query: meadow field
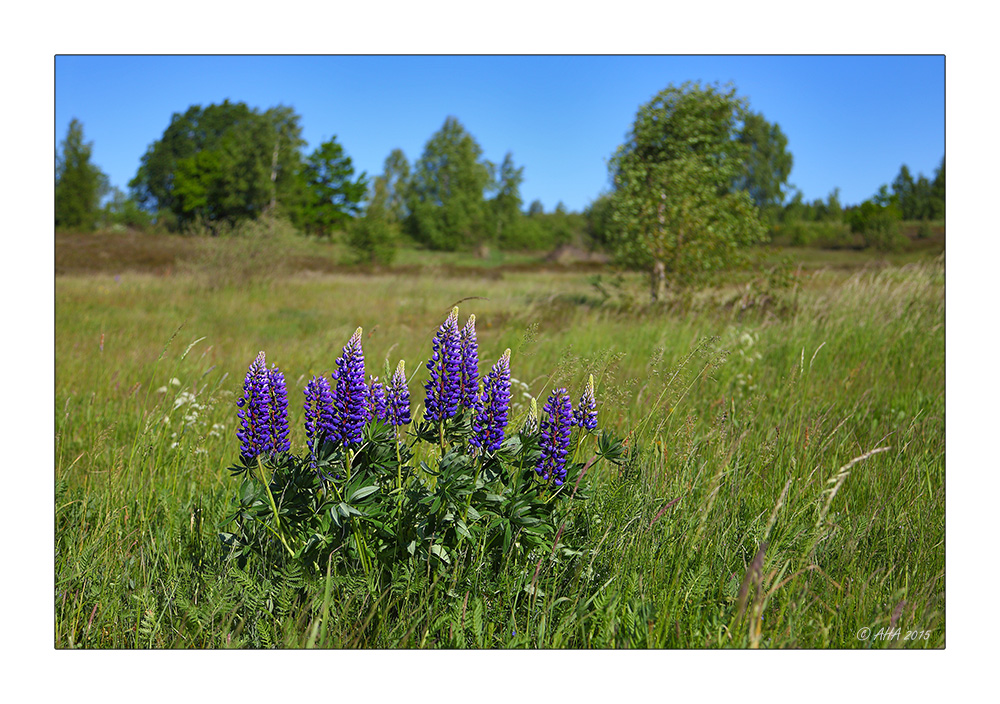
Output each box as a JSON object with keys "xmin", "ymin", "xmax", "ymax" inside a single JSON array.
[{"xmin": 54, "ymin": 237, "xmax": 945, "ymax": 648}]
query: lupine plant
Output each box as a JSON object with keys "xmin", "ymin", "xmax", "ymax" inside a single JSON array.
[{"xmin": 222, "ymin": 310, "xmax": 626, "ymax": 583}]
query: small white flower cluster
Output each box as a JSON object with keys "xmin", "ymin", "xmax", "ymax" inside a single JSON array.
[
  {"xmin": 726, "ymin": 328, "xmax": 763, "ymax": 397},
  {"xmin": 509, "ymin": 376, "xmax": 533, "ymax": 412},
  {"xmin": 157, "ymin": 378, "xmax": 224, "ymax": 451}
]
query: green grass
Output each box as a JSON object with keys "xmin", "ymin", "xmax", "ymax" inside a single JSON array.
[{"xmin": 54, "ymin": 255, "xmax": 944, "ymax": 648}]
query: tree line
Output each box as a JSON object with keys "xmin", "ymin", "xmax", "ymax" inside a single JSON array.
[{"xmin": 56, "ymin": 84, "xmax": 943, "ymax": 288}]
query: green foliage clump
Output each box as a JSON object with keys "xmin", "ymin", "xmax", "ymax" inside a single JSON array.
[
  {"xmin": 300, "ymin": 137, "xmax": 368, "ymax": 238},
  {"xmin": 734, "ymin": 111, "xmax": 794, "ymax": 218},
  {"xmin": 100, "ymin": 187, "xmax": 154, "ymax": 231},
  {"xmin": 891, "ymin": 159, "xmax": 945, "ymax": 221},
  {"xmin": 848, "ymin": 185, "xmax": 906, "ymax": 252},
  {"xmin": 607, "ymin": 81, "xmax": 769, "ymax": 299},
  {"xmin": 222, "ymin": 315, "xmax": 624, "ymax": 586},
  {"xmin": 56, "ymin": 118, "xmax": 109, "ymax": 231},
  {"xmin": 347, "ymin": 176, "xmax": 397, "ymax": 266},
  {"xmin": 130, "ymin": 101, "xmax": 307, "ymax": 230},
  {"xmin": 128, "ymin": 102, "xmax": 367, "ymax": 237},
  {"xmin": 772, "ymin": 220, "xmax": 855, "ymax": 249},
  {"xmin": 405, "ymin": 117, "xmax": 494, "ymax": 250},
  {"xmin": 182, "ymin": 213, "xmax": 304, "ymax": 287}
]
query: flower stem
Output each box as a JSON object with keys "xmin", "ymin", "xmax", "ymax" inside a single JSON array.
[{"xmin": 255, "ymin": 457, "xmax": 295, "ymax": 558}]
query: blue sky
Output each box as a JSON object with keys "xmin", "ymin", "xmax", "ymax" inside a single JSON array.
[{"xmin": 55, "ymin": 55, "xmax": 943, "ymax": 212}]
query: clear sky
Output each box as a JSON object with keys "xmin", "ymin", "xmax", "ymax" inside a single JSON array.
[{"xmin": 54, "ymin": 55, "xmax": 943, "ymax": 212}]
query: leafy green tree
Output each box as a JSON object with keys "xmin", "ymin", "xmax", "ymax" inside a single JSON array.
[
  {"xmin": 549, "ymin": 201, "xmax": 576, "ymax": 246},
  {"xmin": 55, "ymin": 119, "xmax": 109, "ymax": 231},
  {"xmin": 892, "ymin": 159, "xmax": 945, "ymax": 222},
  {"xmin": 892, "ymin": 164, "xmax": 917, "ymax": 219},
  {"xmin": 130, "ymin": 100, "xmax": 306, "ymax": 230},
  {"xmin": 848, "ymin": 185, "xmax": 904, "ymax": 251},
  {"xmin": 780, "ymin": 190, "xmax": 806, "ymax": 222},
  {"xmin": 405, "ymin": 117, "xmax": 493, "ymax": 250},
  {"xmin": 930, "ymin": 157, "xmax": 945, "ymax": 220},
  {"xmin": 912, "ymin": 175, "xmax": 934, "ymax": 220},
  {"xmin": 734, "ymin": 111, "xmax": 793, "ymax": 218},
  {"xmin": 823, "ymin": 188, "xmax": 842, "ymax": 222},
  {"xmin": 100, "ymin": 186, "xmax": 152, "ymax": 230},
  {"xmin": 381, "ymin": 148, "xmax": 411, "ymax": 224},
  {"xmin": 527, "ymin": 199, "xmax": 545, "ymax": 217},
  {"xmin": 490, "ymin": 152, "xmax": 525, "ymax": 248},
  {"xmin": 584, "ymin": 193, "xmax": 614, "ymax": 249},
  {"xmin": 300, "ymin": 136, "xmax": 368, "ymax": 238},
  {"xmin": 348, "ymin": 175, "xmax": 396, "ymax": 265},
  {"xmin": 608, "ymin": 81, "xmax": 768, "ymax": 300}
]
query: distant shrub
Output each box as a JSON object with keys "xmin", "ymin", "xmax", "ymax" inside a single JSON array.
[
  {"xmin": 771, "ymin": 221, "xmax": 856, "ymax": 249},
  {"xmin": 848, "ymin": 187, "xmax": 906, "ymax": 252},
  {"xmin": 347, "ymin": 215, "xmax": 397, "ymax": 266},
  {"xmin": 182, "ymin": 213, "xmax": 303, "ymax": 287}
]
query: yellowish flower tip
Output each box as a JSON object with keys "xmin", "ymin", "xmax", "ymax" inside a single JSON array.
[
  {"xmin": 395, "ymin": 359, "xmax": 405, "ymax": 376},
  {"xmin": 468, "ymin": 313, "xmax": 476, "ymax": 323},
  {"xmin": 502, "ymin": 348, "xmax": 511, "ymax": 362},
  {"xmin": 587, "ymin": 374, "xmax": 595, "ymax": 393},
  {"xmin": 352, "ymin": 326, "xmax": 363, "ymax": 340},
  {"xmin": 529, "ymin": 396, "xmax": 538, "ymax": 415}
]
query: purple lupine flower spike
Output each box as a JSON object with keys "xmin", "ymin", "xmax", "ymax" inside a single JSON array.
[
  {"xmin": 387, "ymin": 360, "xmax": 411, "ymax": 426},
  {"xmin": 267, "ymin": 364, "xmax": 291, "ymax": 453},
  {"xmin": 536, "ymin": 388, "xmax": 573, "ymax": 486},
  {"xmin": 573, "ymin": 374, "xmax": 598, "ymax": 433},
  {"xmin": 236, "ymin": 351, "xmax": 271, "ymax": 460},
  {"xmin": 369, "ymin": 376, "xmax": 387, "ymax": 422},
  {"xmin": 471, "ymin": 349, "xmax": 512, "ymax": 453},
  {"xmin": 424, "ymin": 307, "xmax": 462, "ymax": 423},
  {"xmin": 304, "ymin": 375, "xmax": 336, "ymax": 466},
  {"xmin": 459, "ymin": 314, "xmax": 480, "ymax": 411},
  {"xmin": 333, "ymin": 327, "xmax": 369, "ymax": 446},
  {"xmin": 236, "ymin": 351, "xmax": 289, "ymax": 461}
]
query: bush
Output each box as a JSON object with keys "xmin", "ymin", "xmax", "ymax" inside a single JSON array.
[
  {"xmin": 223, "ymin": 312, "xmax": 623, "ymax": 583},
  {"xmin": 181, "ymin": 214, "xmax": 303, "ymax": 287},
  {"xmin": 772, "ymin": 220, "xmax": 855, "ymax": 249},
  {"xmin": 848, "ymin": 190, "xmax": 906, "ymax": 252},
  {"xmin": 100, "ymin": 188, "xmax": 154, "ymax": 231},
  {"xmin": 347, "ymin": 215, "xmax": 397, "ymax": 266}
]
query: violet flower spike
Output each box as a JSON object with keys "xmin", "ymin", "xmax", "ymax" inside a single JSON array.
[
  {"xmin": 369, "ymin": 376, "xmax": 387, "ymax": 422},
  {"xmin": 424, "ymin": 307, "xmax": 462, "ymax": 423},
  {"xmin": 304, "ymin": 375, "xmax": 336, "ymax": 467},
  {"xmin": 236, "ymin": 351, "xmax": 271, "ymax": 460},
  {"xmin": 471, "ymin": 348, "xmax": 512, "ymax": 453},
  {"xmin": 573, "ymin": 374, "xmax": 598, "ymax": 433},
  {"xmin": 536, "ymin": 387, "xmax": 573, "ymax": 486},
  {"xmin": 386, "ymin": 360, "xmax": 411, "ymax": 426},
  {"xmin": 459, "ymin": 314, "xmax": 480, "ymax": 411},
  {"xmin": 333, "ymin": 327, "xmax": 369, "ymax": 446},
  {"xmin": 267, "ymin": 364, "xmax": 291, "ymax": 454}
]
